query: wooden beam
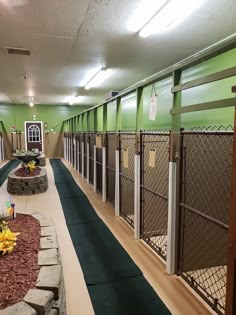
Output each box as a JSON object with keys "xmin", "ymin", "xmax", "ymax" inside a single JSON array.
[
  {"xmin": 172, "ymin": 66, "xmax": 236, "ymax": 93},
  {"xmin": 170, "ymin": 97, "xmax": 236, "ymax": 115}
]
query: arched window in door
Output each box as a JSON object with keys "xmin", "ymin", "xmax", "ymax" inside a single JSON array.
[{"xmin": 28, "ymin": 125, "xmax": 41, "ymax": 142}]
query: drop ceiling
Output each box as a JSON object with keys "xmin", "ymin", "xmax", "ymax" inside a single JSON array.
[{"xmin": 0, "ymin": 0, "xmax": 235, "ymax": 106}]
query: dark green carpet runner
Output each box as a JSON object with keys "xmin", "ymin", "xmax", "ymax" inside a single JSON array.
[
  {"xmin": 0, "ymin": 160, "xmax": 20, "ymax": 186},
  {"xmin": 50, "ymin": 159, "xmax": 171, "ymax": 315}
]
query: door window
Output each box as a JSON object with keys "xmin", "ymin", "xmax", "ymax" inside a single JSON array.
[{"xmin": 28, "ymin": 125, "xmax": 41, "ymax": 142}]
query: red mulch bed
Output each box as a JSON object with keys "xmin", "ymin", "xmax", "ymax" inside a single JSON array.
[
  {"xmin": 15, "ymin": 167, "xmax": 41, "ymax": 177},
  {"xmin": 0, "ymin": 214, "xmax": 40, "ymax": 309}
]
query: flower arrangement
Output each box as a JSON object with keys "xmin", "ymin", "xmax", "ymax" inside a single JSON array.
[{"xmin": 0, "ymin": 220, "xmax": 20, "ymax": 255}]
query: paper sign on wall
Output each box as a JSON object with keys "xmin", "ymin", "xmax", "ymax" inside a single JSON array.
[
  {"xmin": 96, "ymin": 135, "xmax": 102, "ymax": 148},
  {"xmin": 149, "ymin": 149, "xmax": 156, "ymax": 168},
  {"xmin": 123, "ymin": 148, "xmax": 129, "ymax": 169},
  {"xmin": 149, "ymin": 95, "xmax": 158, "ymax": 121}
]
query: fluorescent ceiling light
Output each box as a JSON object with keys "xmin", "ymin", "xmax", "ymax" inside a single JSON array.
[
  {"xmin": 127, "ymin": 0, "xmax": 168, "ymax": 32},
  {"xmin": 139, "ymin": 0, "xmax": 205, "ymax": 37},
  {"xmin": 65, "ymin": 95, "xmax": 83, "ymax": 105},
  {"xmin": 84, "ymin": 68, "xmax": 113, "ymax": 90},
  {"xmin": 28, "ymin": 97, "xmax": 34, "ymax": 107}
]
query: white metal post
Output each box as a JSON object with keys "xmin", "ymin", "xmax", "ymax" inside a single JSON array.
[
  {"xmin": 102, "ymin": 146, "xmax": 107, "ymax": 202},
  {"xmin": 1, "ymin": 137, "xmax": 4, "ymax": 161},
  {"xmin": 77, "ymin": 140, "xmax": 80, "ymax": 172},
  {"xmin": 134, "ymin": 154, "xmax": 141, "ymax": 239},
  {"xmin": 115, "ymin": 149, "xmax": 120, "ymax": 216},
  {"xmin": 66, "ymin": 137, "xmax": 69, "ymax": 161},
  {"xmin": 82, "ymin": 142, "xmax": 84, "ymax": 178},
  {"xmin": 0, "ymin": 134, "xmax": 3, "ymax": 161},
  {"xmin": 73, "ymin": 137, "xmax": 76, "ymax": 169},
  {"xmin": 93, "ymin": 145, "xmax": 97, "ymax": 192},
  {"xmin": 166, "ymin": 161, "xmax": 177, "ymax": 275},
  {"xmin": 87, "ymin": 142, "xmax": 90, "ymax": 184}
]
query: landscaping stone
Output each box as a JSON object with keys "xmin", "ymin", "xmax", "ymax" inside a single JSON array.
[
  {"xmin": 39, "ymin": 218, "xmax": 54, "ymax": 227},
  {"xmin": 38, "ymin": 249, "xmax": 59, "ymax": 266},
  {"xmin": 40, "ymin": 235, "xmax": 58, "ymax": 249},
  {"xmin": 24, "ymin": 289, "xmax": 54, "ymax": 315},
  {"xmin": 41, "ymin": 226, "xmax": 56, "ymax": 237},
  {"xmin": 1, "ymin": 213, "xmax": 65, "ymax": 315},
  {"xmin": 36, "ymin": 265, "xmax": 62, "ymax": 299},
  {"xmin": 0, "ymin": 302, "xmax": 37, "ymax": 315},
  {"xmin": 7, "ymin": 168, "xmax": 48, "ymax": 195},
  {"xmin": 32, "ymin": 214, "xmax": 54, "ymax": 227},
  {"xmin": 52, "ymin": 276, "xmax": 66, "ymax": 315}
]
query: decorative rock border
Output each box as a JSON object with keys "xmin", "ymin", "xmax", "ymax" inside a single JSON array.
[
  {"xmin": 7, "ymin": 168, "xmax": 48, "ymax": 195},
  {"xmin": 0, "ymin": 212, "xmax": 66, "ymax": 315}
]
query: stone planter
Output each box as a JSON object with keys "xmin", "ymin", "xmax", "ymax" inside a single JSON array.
[
  {"xmin": 1, "ymin": 212, "xmax": 66, "ymax": 315},
  {"xmin": 7, "ymin": 168, "xmax": 48, "ymax": 195}
]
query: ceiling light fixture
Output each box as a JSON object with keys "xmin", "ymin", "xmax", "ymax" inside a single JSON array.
[
  {"xmin": 28, "ymin": 97, "xmax": 34, "ymax": 107},
  {"xmin": 127, "ymin": 0, "xmax": 169, "ymax": 32},
  {"xmin": 66, "ymin": 95, "xmax": 83, "ymax": 105},
  {"xmin": 139, "ymin": 0, "xmax": 205, "ymax": 37},
  {"xmin": 84, "ymin": 68, "xmax": 113, "ymax": 90}
]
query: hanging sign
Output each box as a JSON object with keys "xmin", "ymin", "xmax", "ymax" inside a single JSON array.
[
  {"xmin": 96, "ymin": 135, "xmax": 102, "ymax": 148},
  {"xmin": 148, "ymin": 149, "xmax": 156, "ymax": 168},
  {"xmin": 123, "ymin": 148, "xmax": 129, "ymax": 169},
  {"xmin": 149, "ymin": 95, "xmax": 158, "ymax": 121}
]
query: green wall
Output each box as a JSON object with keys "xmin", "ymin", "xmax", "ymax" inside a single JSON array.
[
  {"xmin": 96, "ymin": 106, "xmax": 104, "ymax": 131},
  {"xmin": 120, "ymin": 93, "xmax": 137, "ymax": 130},
  {"xmin": 181, "ymin": 48, "xmax": 236, "ymax": 128},
  {"xmin": 142, "ymin": 77, "xmax": 172, "ymax": 130},
  {"xmin": 0, "ymin": 104, "xmax": 91, "ymax": 133},
  {"xmin": 88, "ymin": 110, "xmax": 95, "ymax": 131},
  {"xmin": 107, "ymin": 100, "xmax": 117, "ymax": 131},
  {"xmin": 65, "ymin": 47, "xmax": 236, "ymax": 132}
]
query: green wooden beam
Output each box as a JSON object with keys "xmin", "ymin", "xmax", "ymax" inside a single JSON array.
[
  {"xmin": 172, "ymin": 66, "xmax": 236, "ymax": 93},
  {"xmin": 170, "ymin": 97, "xmax": 236, "ymax": 115}
]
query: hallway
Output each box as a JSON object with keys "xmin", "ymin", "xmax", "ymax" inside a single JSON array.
[{"xmin": 0, "ymin": 159, "xmax": 214, "ymax": 315}]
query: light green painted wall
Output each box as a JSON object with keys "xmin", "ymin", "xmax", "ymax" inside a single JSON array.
[
  {"xmin": 88, "ymin": 110, "xmax": 95, "ymax": 131},
  {"xmin": 0, "ymin": 104, "xmax": 90, "ymax": 133},
  {"xmin": 97, "ymin": 106, "xmax": 103, "ymax": 131},
  {"xmin": 142, "ymin": 77, "xmax": 172, "ymax": 130},
  {"xmin": 64, "ymin": 48, "xmax": 236, "ymax": 132},
  {"xmin": 181, "ymin": 48, "xmax": 236, "ymax": 128},
  {"xmin": 107, "ymin": 100, "xmax": 117, "ymax": 131},
  {"xmin": 120, "ymin": 93, "xmax": 137, "ymax": 130},
  {"xmin": 82, "ymin": 113, "xmax": 88, "ymax": 131},
  {"xmin": 182, "ymin": 48, "xmax": 236, "ymax": 83}
]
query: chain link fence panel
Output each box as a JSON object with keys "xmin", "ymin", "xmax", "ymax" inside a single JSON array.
[
  {"xmin": 106, "ymin": 132, "xmax": 117, "ymax": 207},
  {"xmin": 140, "ymin": 131, "xmax": 170, "ymax": 260},
  {"xmin": 119, "ymin": 132, "xmax": 136, "ymax": 228},
  {"xmin": 178, "ymin": 126, "xmax": 233, "ymax": 315}
]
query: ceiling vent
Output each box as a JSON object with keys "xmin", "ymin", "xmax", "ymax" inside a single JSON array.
[{"xmin": 4, "ymin": 47, "xmax": 31, "ymax": 56}]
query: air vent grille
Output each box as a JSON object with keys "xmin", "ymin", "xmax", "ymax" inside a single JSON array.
[{"xmin": 5, "ymin": 47, "xmax": 31, "ymax": 56}]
